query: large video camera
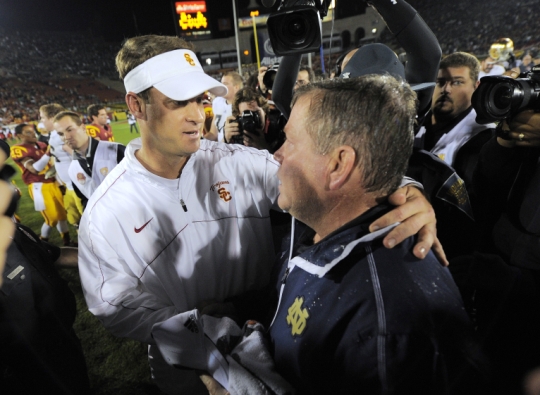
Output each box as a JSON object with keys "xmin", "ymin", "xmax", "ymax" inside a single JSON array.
[
  {"xmin": 266, "ymin": 0, "xmax": 332, "ymax": 56},
  {"xmin": 472, "ymin": 65, "xmax": 540, "ymax": 123}
]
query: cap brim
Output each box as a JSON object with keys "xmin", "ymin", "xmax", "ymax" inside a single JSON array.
[
  {"xmin": 153, "ymin": 71, "xmax": 228, "ymax": 101},
  {"xmin": 410, "ymin": 82, "xmax": 436, "ymax": 91}
]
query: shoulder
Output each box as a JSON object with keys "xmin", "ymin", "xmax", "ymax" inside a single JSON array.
[
  {"xmin": 84, "ymin": 161, "xmax": 130, "ymax": 209},
  {"xmin": 10, "ymin": 143, "xmax": 32, "ymax": 159}
]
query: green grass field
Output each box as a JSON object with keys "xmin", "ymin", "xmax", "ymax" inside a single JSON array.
[{"xmin": 7, "ymin": 120, "xmax": 161, "ymax": 394}]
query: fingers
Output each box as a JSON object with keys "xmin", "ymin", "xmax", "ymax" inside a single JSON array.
[
  {"xmin": 386, "ymin": 186, "xmax": 408, "ymax": 206},
  {"xmin": 379, "ymin": 205, "xmax": 435, "ymax": 250},
  {"xmin": 371, "ymin": 185, "xmax": 442, "ymax": 261},
  {"xmin": 199, "ymin": 373, "xmax": 230, "ymax": 395},
  {"xmin": 430, "ymin": 237, "xmax": 449, "ymax": 267},
  {"xmin": 370, "ymin": 187, "xmax": 425, "ymax": 233}
]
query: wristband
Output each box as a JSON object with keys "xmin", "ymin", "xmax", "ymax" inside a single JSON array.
[{"xmin": 32, "ymin": 154, "xmax": 50, "ymax": 172}]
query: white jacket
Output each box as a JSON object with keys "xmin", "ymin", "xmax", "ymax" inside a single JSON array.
[
  {"xmin": 69, "ymin": 140, "xmax": 120, "ymax": 199},
  {"xmin": 78, "ymin": 138, "xmax": 280, "ymax": 345}
]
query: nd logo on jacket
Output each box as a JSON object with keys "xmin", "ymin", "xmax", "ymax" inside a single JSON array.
[{"xmin": 287, "ymin": 297, "xmax": 309, "ymax": 336}]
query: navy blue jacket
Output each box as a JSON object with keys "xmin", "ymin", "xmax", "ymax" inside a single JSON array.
[{"xmin": 269, "ymin": 206, "xmax": 484, "ymax": 395}]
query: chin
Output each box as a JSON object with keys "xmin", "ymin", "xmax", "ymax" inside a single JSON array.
[{"xmin": 277, "ymin": 195, "xmax": 291, "ymax": 213}]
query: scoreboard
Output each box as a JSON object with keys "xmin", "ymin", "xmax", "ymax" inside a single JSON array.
[{"xmin": 172, "ymin": 1, "xmax": 212, "ymax": 40}]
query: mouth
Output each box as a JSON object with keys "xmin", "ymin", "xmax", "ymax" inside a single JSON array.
[
  {"xmin": 436, "ymin": 97, "xmax": 451, "ymax": 105},
  {"xmin": 183, "ymin": 130, "xmax": 199, "ymax": 137}
]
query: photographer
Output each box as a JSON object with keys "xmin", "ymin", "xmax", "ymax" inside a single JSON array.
[
  {"xmin": 444, "ymin": 109, "xmax": 540, "ymax": 395},
  {"xmin": 224, "ymin": 87, "xmax": 285, "ymax": 153}
]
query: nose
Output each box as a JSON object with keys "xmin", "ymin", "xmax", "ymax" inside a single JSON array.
[
  {"xmin": 441, "ymin": 81, "xmax": 452, "ymax": 93},
  {"xmin": 186, "ymin": 100, "xmax": 205, "ymax": 125}
]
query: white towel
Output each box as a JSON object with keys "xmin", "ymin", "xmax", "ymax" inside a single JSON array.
[{"xmin": 32, "ymin": 182, "xmax": 46, "ymax": 211}]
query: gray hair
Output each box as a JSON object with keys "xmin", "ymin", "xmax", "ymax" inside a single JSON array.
[{"xmin": 292, "ymin": 75, "xmax": 417, "ymax": 195}]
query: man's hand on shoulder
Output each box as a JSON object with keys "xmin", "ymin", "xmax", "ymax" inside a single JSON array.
[{"xmin": 369, "ymin": 185, "xmax": 449, "ymax": 266}]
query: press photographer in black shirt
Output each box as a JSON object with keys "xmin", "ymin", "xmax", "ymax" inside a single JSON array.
[{"xmin": 223, "ymin": 87, "xmax": 285, "ymax": 153}]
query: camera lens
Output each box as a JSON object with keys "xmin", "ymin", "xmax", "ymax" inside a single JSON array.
[
  {"xmin": 491, "ymin": 85, "xmax": 513, "ymax": 110},
  {"xmin": 288, "ymin": 17, "xmax": 307, "ymax": 40},
  {"xmin": 280, "ymin": 12, "xmax": 316, "ymax": 49}
]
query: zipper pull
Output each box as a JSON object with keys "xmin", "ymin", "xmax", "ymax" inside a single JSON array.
[
  {"xmin": 180, "ymin": 198, "xmax": 188, "ymax": 212},
  {"xmin": 281, "ymin": 267, "xmax": 290, "ymax": 284}
]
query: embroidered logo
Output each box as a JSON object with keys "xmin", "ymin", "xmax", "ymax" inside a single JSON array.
[
  {"xmin": 184, "ymin": 53, "xmax": 196, "ymax": 66},
  {"xmin": 218, "ymin": 187, "xmax": 231, "ymax": 202},
  {"xmin": 100, "ymin": 167, "xmax": 109, "ymax": 176},
  {"xmin": 437, "ymin": 153, "xmax": 446, "ymax": 161},
  {"xmin": 286, "ymin": 296, "xmax": 309, "ymax": 336},
  {"xmin": 211, "ymin": 181, "xmax": 232, "ymax": 202},
  {"xmin": 134, "ymin": 218, "xmax": 153, "ymax": 233},
  {"xmin": 77, "ymin": 172, "xmax": 86, "ymax": 185},
  {"xmin": 184, "ymin": 314, "xmax": 199, "ymax": 333}
]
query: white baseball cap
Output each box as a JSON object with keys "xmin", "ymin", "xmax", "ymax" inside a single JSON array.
[{"xmin": 124, "ymin": 49, "xmax": 228, "ymax": 100}]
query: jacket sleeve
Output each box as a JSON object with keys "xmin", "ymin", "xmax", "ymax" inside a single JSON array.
[
  {"xmin": 78, "ymin": 212, "xmax": 177, "ymax": 344},
  {"xmin": 369, "ymin": 0, "xmax": 441, "ymax": 115}
]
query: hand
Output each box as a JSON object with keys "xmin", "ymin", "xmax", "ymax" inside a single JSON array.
[
  {"xmin": 199, "ymin": 373, "xmax": 230, "ymax": 395},
  {"xmin": 258, "ymin": 66, "xmax": 268, "ymax": 93},
  {"xmin": 0, "ymin": 144, "xmax": 16, "ymax": 287},
  {"xmin": 243, "ymin": 109, "xmax": 270, "ymax": 150},
  {"xmin": 224, "ymin": 116, "xmax": 240, "ymax": 143},
  {"xmin": 369, "ymin": 185, "xmax": 449, "ymax": 266},
  {"xmin": 497, "ymin": 110, "xmax": 540, "ymax": 148}
]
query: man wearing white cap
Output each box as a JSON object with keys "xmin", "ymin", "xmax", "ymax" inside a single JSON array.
[
  {"xmin": 77, "ymin": 35, "xmax": 444, "ymax": 395},
  {"xmin": 77, "ymin": 35, "xmax": 280, "ymax": 394}
]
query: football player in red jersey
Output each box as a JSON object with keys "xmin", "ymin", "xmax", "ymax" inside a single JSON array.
[
  {"xmin": 10, "ymin": 123, "xmax": 73, "ymax": 245},
  {"xmin": 86, "ymin": 104, "xmax": 114, "ymax": 141}
]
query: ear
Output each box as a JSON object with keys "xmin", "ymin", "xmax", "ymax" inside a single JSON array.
[
  {"xmin": 126, "ymin": 92, "xmax": 146, "ymax": 120},
  {"xmin": 474, "ymin": 79, "xmax": 480, "ymax": 90},
  {"xmin": 327, "ymin": 145, "xmax": 357, "ymax": 191}
]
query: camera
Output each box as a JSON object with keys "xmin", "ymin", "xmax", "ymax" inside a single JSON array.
[
  {"xmin": 472, "ymin": 65, "xmax": 540, "ymax": 123},
  {"xmin": 267, "ymin": 0, "xmax": 331, "ymax": 56},
  {"xmin": 230, "ymin": 110, "xmax": 263, "ymax": 144},
  {"xmin": 262, "ymin": 63, "xmax": 280, "ymax": 91},
  {"xmin": 229, "ymin": 109, "xmax": 286, "ymax": 151}
]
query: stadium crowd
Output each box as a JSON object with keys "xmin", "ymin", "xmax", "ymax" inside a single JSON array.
[{"xmin": 2, "ymin": 0, "xmax": 540, "ymax": 394}]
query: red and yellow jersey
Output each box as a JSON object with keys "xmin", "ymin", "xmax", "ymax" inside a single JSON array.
[
  {"xmin": 86, "ymin": 123, "xmax": 114, "ymax": 142},
  {"xmin": 10, "ymin": 142, "xmax": 53, "ymax": 185}
]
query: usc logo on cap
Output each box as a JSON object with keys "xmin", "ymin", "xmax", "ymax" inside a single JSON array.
[{"xmin": 184, "ymin": 53, "xmax": 196, "ymax": 66}]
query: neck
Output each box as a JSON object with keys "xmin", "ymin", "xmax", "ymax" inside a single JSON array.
[
  {"xmin": 311, "ymin": 194, "xmax": 376, "ymax": 243},
  {"xmin": 135, "ymin": 146, "xmax": 189, "ymax": 179},
  {"xmin": 76, "ymin": 137, "xmax": 90, "ymax": 156}
]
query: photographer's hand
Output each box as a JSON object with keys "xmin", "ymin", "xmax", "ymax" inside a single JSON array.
[
  {"xmin": 257, "ymin": 66, "xmax": 268, "ymax": 94},
  {"xmin": 243, "ymin": 109, "xmax": 271, "ymax": 151},
  {"xmin": 224, "ymin": 116, "xmax": 240, "ymax": 144},
  {"xmin": 370, "ymin": 185, "xmax": 448, "ymax": 266},
  {"xmin": 498, "ymin": 110, "xmax": 540, "ymax": 148}
]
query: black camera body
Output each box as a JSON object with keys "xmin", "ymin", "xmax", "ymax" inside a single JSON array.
[
  {"xmin": 267, "ymin": 0, "xmax": 331, "ymax": 56},
  {"xmin": 263, "ymin": 63, "xmax": 280, "ymax": 91},
  {"xmin": 229, "ymin": 109, "xmax": 286, "ymax": 151},
  {"xmin": 472, "ymin": 65, "xmax": 540, "ymax": 123},
  {"xmin": 230, "ymin": 110, "xmax": 262, "ymax": 144}
]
